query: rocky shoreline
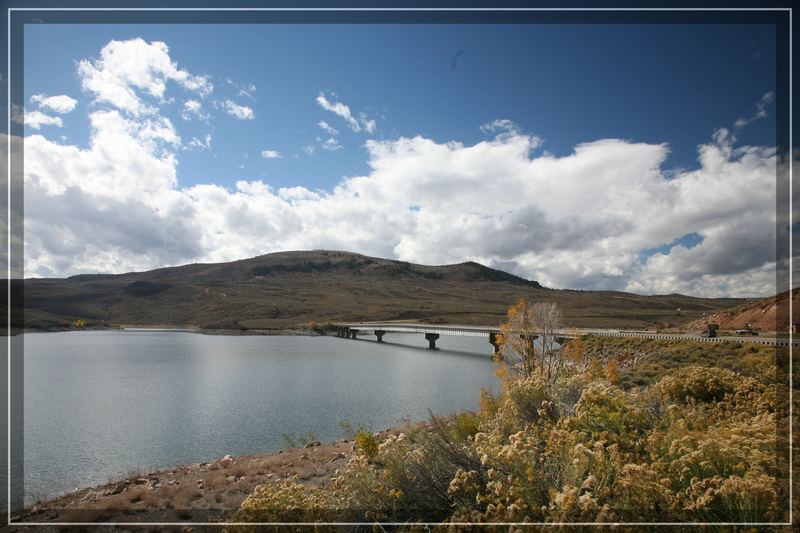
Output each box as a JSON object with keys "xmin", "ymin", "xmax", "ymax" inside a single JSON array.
[
  {"xmin": 14, "ymin": 440, "xmax": 352, "ymax": 529},
  {"xmin": 10, "ymin": 426, "xmax": 415, "ymax": 530}
]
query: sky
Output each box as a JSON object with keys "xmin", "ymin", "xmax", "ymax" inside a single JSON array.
[{"xmin": 16, "ymin": 23, "xmax": 781, "ymax": 297}]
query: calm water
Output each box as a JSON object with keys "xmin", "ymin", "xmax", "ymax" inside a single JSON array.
[{"xmin": 22, "ymin": 330, "xmax": 499, "ymax": 503}]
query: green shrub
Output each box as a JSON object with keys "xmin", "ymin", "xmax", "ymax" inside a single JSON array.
[
  {"xmin": 655, "ymin": 365, "xmax": 739, "ymax": 403},
  {"xmin": 354, "ymin": 429, "xmax": 378, "ymax": 459}
]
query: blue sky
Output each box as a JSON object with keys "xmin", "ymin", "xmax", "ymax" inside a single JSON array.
[
  {"xmin": 19, "ymin": 23, "xmax": 780, "ymax": 297},
  {"xmin": 24, "ymin": 23, "xmax": 775, "ymax": 191}
]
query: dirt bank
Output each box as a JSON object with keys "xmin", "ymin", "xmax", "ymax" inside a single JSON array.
[{"xmin": 10, "ymin": 426, "xmax": 415, "ymax": 530}]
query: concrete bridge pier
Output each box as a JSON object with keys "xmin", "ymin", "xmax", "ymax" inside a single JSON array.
[
  {"xmin": 350, "ymin": 329, "xmax": 358, "ymax": 339},
  {"xmin": 489, "ymin": 332, "xmax": 500, "ymax": 357},
  {"xmin": 375, "ymin": 330, "xmax": 386, "ymax": 343},
  {"xmin": 425, "ymin": 333, "xmax": 440, "ymax": 349}
]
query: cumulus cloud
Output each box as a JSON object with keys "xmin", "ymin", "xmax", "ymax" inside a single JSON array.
[
  {"xmin": 19, "ymin": 108, "xmax": 63, "ymax": 129},
  {"xmin": 20, "ymin": 39, "xmax": 781, "ymax": 299},
  {"xmin": 316, "ymin": 92, "xmax": 376, "ymax": 133},
  {"xmin": 24, "ymin": 108, "xmax": 779, "ymax": 297},
  {"xmin": 24, "ymin": 106, "xmax": 198, "ymax": 275},
  {"xmin": 77, "ymin": 38, "xmax": 212, "ymax": 116},
  {"xmin": 30, "ymin": 94, "xmax": 78, "ymax": 114},
  {"xmin": 261, "ymin": 150, "xmax": 283, "ymax": 159},
  {"xmin": 480, "ymin": 119, "xmax": 542, "ymax": 147},
  {"xmin": 221, "ymin": 99, "xmax": 254, "ymax": 120}
]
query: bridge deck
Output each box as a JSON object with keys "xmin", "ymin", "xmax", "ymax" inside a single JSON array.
[{"xmin": 332, "ymin": 322, "xmax": 798, "ymax": 347}]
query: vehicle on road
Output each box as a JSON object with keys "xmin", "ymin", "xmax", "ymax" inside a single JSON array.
[
  {"xmin": 703, "ymin": 323, "xmax": 719, "ymax": 338},
  {"xmin": 736, "ymin": 323, "xmax": 759, "ymax": 336}
]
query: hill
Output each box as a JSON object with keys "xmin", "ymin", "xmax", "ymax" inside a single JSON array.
[
  {"xmin": 14, "ymin": 250, "xmax": 747, "ymax": 331},
  {"xmin": 684, "ymin": 288, "xmax": 797, "ymax": 332}
]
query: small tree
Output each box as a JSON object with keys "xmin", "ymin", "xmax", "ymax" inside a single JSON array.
[{"xmin": 496, "ymin": 299, "xmax": 564, "ymax": 384}]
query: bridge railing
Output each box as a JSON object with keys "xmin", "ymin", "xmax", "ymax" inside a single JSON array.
[{"xmin": 331, "ymin": 323, "xmax": 798, "ymax": 347}]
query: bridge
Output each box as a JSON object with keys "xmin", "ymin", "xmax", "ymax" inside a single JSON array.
[{"xmin": 331, "ymin": 322, "xmax": 799, "ymax": 351}]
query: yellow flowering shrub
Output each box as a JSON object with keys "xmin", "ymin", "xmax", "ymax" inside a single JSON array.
[
  {"xmin": 235, "ymin": 358, "xmax": 783, "ymax": 525},
  {"xmin": 353, "ymin": 429, "xmax": 379, "ymax": 459}
]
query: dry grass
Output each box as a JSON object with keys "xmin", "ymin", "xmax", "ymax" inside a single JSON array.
[
  {"xmin": 580, "ymin": 336, "xmax": 776, "ymax": 388},
  {"xmin": 95, "ymin": 493, "xmax": 131, "ymax": 512},
  {"xmin": 124, "ymin": 486, "xmax": 149, "ymax": 505}
]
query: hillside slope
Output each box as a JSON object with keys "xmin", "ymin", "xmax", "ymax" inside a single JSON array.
[
  {"xmin": 684, "ymin": 288, "xmax": 798, "ymax": 332},
  {"xmin": 15, "ymin": 250, "xmax": 746, "ymax": 331}
]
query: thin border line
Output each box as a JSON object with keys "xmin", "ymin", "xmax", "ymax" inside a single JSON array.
[
  {"xmin": 5, "ymin": 4, "xmax": 10, "ymax": 524},
  {"xmin": 5, "ymin": 4, "xmax": 794, "ymax": 528},
  {"xmin": 6, "ymin": 522, "xmax": 798, "ymax": 527},
  {"xmin": 789, "ymin": 3, "xmax": 794, "ymax": 524},
  {"xmin": 4, "ymin": 7, "xmax": 797, "ymax": 11}
]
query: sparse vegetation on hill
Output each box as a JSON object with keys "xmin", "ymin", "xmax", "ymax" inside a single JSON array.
[
  {"xmin": 684, "ymin": 288, "xmax": 797, "ymax": 333},
  {"xmin": 14, "ymin": 250, "xmax": 746, "ymax": 332}
]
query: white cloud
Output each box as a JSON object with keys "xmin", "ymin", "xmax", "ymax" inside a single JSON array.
[
  {"xmin": 225, "ymin": 78, "xmax": 257, "ymax": 100},
  {"xmin": 10, "ymin": 104, "xmax": 24, "ymax": 124},
  {"xmin": 315, "ymin": 92, "xmax": 376, "ymax": 133},
  {"xmin": 188, "ymin": 134, "xmax": 212, "ymax": 151},
  {"xmin": 22, "ymin": 109, "xmax": 63, "ymax": 129},
  {"xmin": 222, "ymin": 99, "xmax": 254, "ymax": 120},
  {"xmin": 13, "ymin": 104, "xmax": 66, "ymax": 130},
  {"xmin": 317, "ymin": 121, "xmax": 339, "ymax": 135},
  {"xmin": 181, "ymin": 99, "xmax": 208, "ymax": 121},
  {"xmin": 480, "ymin": 119, "xmax": 542, "ymax": 148},
  {"xmin": 239, "ymin": 84, "xmax": 256, "ymax": 99},
  {"xmin": 318, "ymin": 136, "xmax": 343, "ymax": 151},
  {"xmin": 480, "ymin": 119, "xmax": 518, "ymax": 134},
  {"xmin": 261, "ymin": 150, "xmax": 283, "ymax": 159},
  {"xmin": 30, "ymin": 94, "xmax": 78, "ymax": 114},
  {"xmin": 734, "ymin": 91, "xmax": 774, "ymax": 130},
  {"xmin": 77, "ymin": 38, "xmax": 212, "ymax": 116},
  {"xmin": 359, "ymin": 113, "xmax": 376, "ymax": 134},
  {"xmin": 19, "ymin": 39, "xmax": 781, "ymax": 299},
  {"xmin": 303, "ymin": 145, "xmax": 315, "ymax": 156},
  {"xmin": 23, "ymin": 107, "xmax": 779, "ymax": 297}
]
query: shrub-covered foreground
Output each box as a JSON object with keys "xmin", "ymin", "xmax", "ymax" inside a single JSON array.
[
  {"xmin": 230, "ymin": 363, "xmax": 781, "ymax": 528},
  {"xmin": 577, "ymin": 335, "xmax": 777, "ymax": 389}
]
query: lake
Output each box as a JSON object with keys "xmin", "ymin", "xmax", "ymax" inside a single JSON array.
[{"xmin": 20, "ymin": 330, "xmax": 499, "ymax": 504}]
